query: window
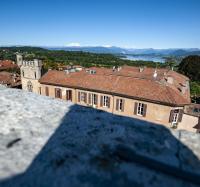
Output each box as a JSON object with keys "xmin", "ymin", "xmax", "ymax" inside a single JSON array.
[
  {"xmin": 92, "ymin": 94, "xmax": 97, "ymax": 106},
  {"xmin": 55, "ymin": 88, "xmax": 62, "ymax": 99},
  {"xmin": 169, "ymin": 109, "xmax": 183, "ymax": 125},
  {"xmin": 45, "ymin": 87, "xmax": 49, "ymax": 96},
  {"xmin": 116, "ymin": 99, "xmax": 124, "ymax": 112},
  {"xmin": 88, "ymin": 93, "xmax": 98, "ymax": 106},
  {"xmin": 103, "ymin": 96, "xmax": 108, "ymax": 107},
  {"xmin": 66, "ymin": 90, "xmax": 72, "ymax": 101},
  {"xmin": 34, "ymin": 72, "xmax": 37, "ymax": 79},
  {"xmin": 172, "ymin": 110, "xmax": 179, "ymax": 124},
  {"xmin": 22, "ymin": 70, "xmax": 24, "ymax": 77},
  {"xmin": 38, "ymin": 87, "xmax": 41, "ymax": 95},
  {"xmin": 80, "ymin": 92, "xmax": 85, "ymax": 102},
  {"xmin": 134, "ymin": 102, "xmax": 147, "ymax": 117},
  {"xmin": 102, "ymin": 96, "xmax": 110, "ymax": 108},
  {"xmin": 27, "ymin": 81, "xmax": 33, "ymax": 92},
  {"xmin": 78, "ymin": 92, "xmax": 87, "ymax": 103},
  {"xmin": 137, "ymin": 103, "xmax": 145, "ymax": 116}
]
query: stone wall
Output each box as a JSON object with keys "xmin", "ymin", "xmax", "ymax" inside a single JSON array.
[{"xmin": 0, "ymin": 86, "xmax": 200, "ymax": 187}]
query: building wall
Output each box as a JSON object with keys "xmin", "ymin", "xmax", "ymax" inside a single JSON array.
[
  {"xmin": 38, "ymin": 83, "xmax": 184, "ymax": 128},
  {"xmin": 112, "ymin": 96, "xmax": 175, "ymax": 127},
  {"xmin": 40, "ymin": 84, "xmax": 76, "ymax": 102},
  {"xmin": 21, "ymin": 78, "xmax": 41, "ymax": 94},
  {"xmin": 21, "ymin": 80, "xmax": 199, "ymax": 132},
  {"xmin": 178, "ymin": 114, "xmax": 199, "ymax": 132}
]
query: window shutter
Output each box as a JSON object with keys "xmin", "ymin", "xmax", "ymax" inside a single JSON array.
[
  {"xmin": 178, "ymin": 109, "xmax": 184, "ymax": 122},
  {"xmin": 95, "ymin": 95, "xmax": 98, "ymax": 105},
  {"xmin": 143, "ymin": 104, "xmax": 147, "ymax": 117},
  {"xmin": 78, "ymin": 92, "xmax": 80, "ymax": 102},
  {"xmin": 100, "ymin": 96, "xmax": 103, "ymax": 107},
  {"xmin": 169, "ymin": 110, "xmax": 174, "ymax": 123},
  {"xmin": 108, "ymin": 97, "xmax": 110, "ymax": 108},
  {"xmin": 46, "ymin": 87, "xmax": 49, "ymax": 96},
  {"xmin": 88, "ymin": 93, "xmax": 91, "ymax": 104},
  {"xmin": 84, "ymin": 93, "xmax": 87, "ymax": 103},
  {"xmin": 134, "ymin": 102, "xmax": 138, "ymax": 115},
  {"xmin": 122, "ymin": 99, "xmax": 125, "ymax": 112},
  {"xmin": 55, "ymin": 88, "xmax": 57, "ymax": 97},
  {"xmin": 116, "ymin": 99, "xmax": 119, "ymax": 111},
  {"xmin": 66, "ymin": 90, "xmax": 69, "ymax": 100},
  {"xmin": 60, "ymin": 89, "xmax": 62, "ymax": 99}
]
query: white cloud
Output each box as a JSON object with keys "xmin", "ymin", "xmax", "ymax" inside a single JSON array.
[
  {"xmin": 65, "ymin": 42, "xmax": 81, "ymax": 47},
  {"xmin": 102, "ymin": 45, "xmax": 112, "ymax": 48}
]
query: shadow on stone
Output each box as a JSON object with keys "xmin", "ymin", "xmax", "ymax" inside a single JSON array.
[{"xmin": 0, "ymin": 104, "xmax": 200, "ymax": 187}]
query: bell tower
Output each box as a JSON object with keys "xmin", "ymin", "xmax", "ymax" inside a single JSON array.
[{"xmin": 19, "ymin": 55, "xmax": 43, "ymax": 93}]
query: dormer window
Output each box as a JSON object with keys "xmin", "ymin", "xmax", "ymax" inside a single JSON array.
[{"xmin": 90, "ymin": 70, "xmax": 96, "ymax": 74}]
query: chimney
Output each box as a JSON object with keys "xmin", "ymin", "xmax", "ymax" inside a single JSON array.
[
  {"xmin": 153, "ymin": 70, "xmax": 157, "ymax": 78},
  {"xmin": 90, "ymin": 70, "xmax": 96, "ymax": 74},
  {"xmin": 139, "ymin": 67, "xmax": 144, "ymax": 72},
  {"xmin": 117, "ymin": 66, "xmax": 121, "ymax": 72}
]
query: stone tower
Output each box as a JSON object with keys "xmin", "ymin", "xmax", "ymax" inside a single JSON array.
[
  {"xmin": 20, "ymin": 56, "xmax": 43, "ymax": 93},
  {"xmin": 16, "ymin": 53, "xmax": 23, "ymax": 66}
]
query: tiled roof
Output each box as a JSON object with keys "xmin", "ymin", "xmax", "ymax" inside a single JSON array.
[
  {"xmin": 0, "ymin": 72, "xmax": 21, "ymax": 87},
  {"xmin": 39, "ymin": 66, "xmax": 191, "ymax": 106},
  {"xmin": 0, "ymin": 60, "xmax": 18, "ymax": 70}
]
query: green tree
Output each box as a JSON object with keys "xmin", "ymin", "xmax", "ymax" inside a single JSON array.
[{"xmin": 178, "ymin": 55, "xmax": 200, "ymax": 81}]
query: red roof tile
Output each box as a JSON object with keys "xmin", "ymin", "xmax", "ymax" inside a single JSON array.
[
  {"xmin": 39, "ymin": 66, "xmax": 191, "ymax": 106},
  {"xmin": 0, "ymin": 60, "xmax": 18, "ymax": 70},
  {"xmin": 0, "ymin": 72, "xmax": 21, "ymax": 87}
]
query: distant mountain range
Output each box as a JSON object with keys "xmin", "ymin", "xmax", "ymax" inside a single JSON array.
[
  {"xmin": 46, "ymin": 46, "xmax": 200, "ymax": 56},
  {"xmin": 1, "ymin": 45, "xmax": 200, "ymax": 57}
]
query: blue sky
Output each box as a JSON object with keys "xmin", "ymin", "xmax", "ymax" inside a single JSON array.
[{"xmin": 0, "ymin": 0, "xmax": 200, "ymax": 48}]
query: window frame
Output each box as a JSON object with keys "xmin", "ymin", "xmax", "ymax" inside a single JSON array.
[
  {"xmin": 103, "ymin": 96, "xmax": 109, "ymax": 108},
  {"xmin": 91, "ymin": 93, "xmax": 97, "ymax": 106},
  {"xmin": 80, "ymin": 92, "xmax": 86, "ymax": 103},
  {"xmin": 55, "ymin": 88, "xmax": 62, "ymax": 99},
  {"xmin": 45, "ymin": 87, "xmax": 49, "ymax": 96},
  {"xmin": 171, "ymin": 109, "xmax": 179, "ymax": 124},
  {"xmin": 66, "ymin": 90, "xmax": 72, "ymax": 101},
  {"xmin": 38, "ymin": 87, "xmax": 41, "ymax": 95},
  {"xmin": 137, "ymin": 102, "xmax": 145, "ymax": 116},
  {"xmin": 27, "ymin": 81, "xmax": 33, "ymax": 92}
]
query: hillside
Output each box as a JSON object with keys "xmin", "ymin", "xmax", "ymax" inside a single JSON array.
[
  {"xmin": 0, "ymin": 46, "xmax": 165, "ymax": 69},
  {"xmin": 48, "ymin": 46, "xmax": 200, "ymax": 56},
  {"xmin": 0, "ymin": 86, "xmax": 200, "ymax": 187}
]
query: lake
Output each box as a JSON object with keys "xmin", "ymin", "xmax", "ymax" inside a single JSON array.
[{"xmin": 122, "ymin": 55, "xmax": 165, "ymax": 63}]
